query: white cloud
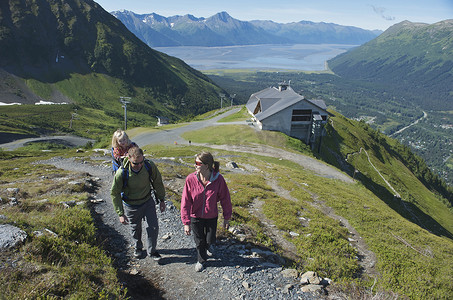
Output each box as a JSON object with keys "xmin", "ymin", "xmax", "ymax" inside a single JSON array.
[{"xmin": 370, "ymin": 5, "xmax": 395, "ymax": 21}]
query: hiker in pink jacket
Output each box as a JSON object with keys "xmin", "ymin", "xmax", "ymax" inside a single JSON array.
[{"xmin": 181, "ymin": 151, "xmax": 232, "ymax": 272}]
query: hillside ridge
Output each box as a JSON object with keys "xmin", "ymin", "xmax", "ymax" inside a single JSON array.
[{"xmin": 328, "ymin": 19, "xmax": 453, "ymax": 111}]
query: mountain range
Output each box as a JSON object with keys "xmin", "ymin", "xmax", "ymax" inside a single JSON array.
[{"xmin": 111, "ymin": 10, "xmax": 382, "ymax": 47}]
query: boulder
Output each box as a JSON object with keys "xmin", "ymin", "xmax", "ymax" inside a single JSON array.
[
  {"xmin": 0, "ymin": 224, "xmax": 27, "ymax": 250},
  {"xmin": 281, "ymin": 268, "xmax": 299, "ymax": 278},
  {"xmin": 300, "ymin": 271, "xmax": 322, "ymax": 285},
  {"xmin": 226, "ymin": 161, "xmax": 239, "ymax": 169}
]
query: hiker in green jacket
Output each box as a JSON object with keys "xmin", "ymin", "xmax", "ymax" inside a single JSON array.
[{"xmin": 110, "ymin": 146, "xmax": 166, "ymax": 260}]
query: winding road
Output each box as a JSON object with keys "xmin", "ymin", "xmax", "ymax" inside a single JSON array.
[
  {"xmin": 0, "ymin": 135, "xmax": 95, "ymax": 150},
  {"xmin": 132, "ymin": 107, "xmax": 243, "ymax": 146},
  {"xmin": 389, "ymin": 111, "xmax": 427, "ymax": 137}
]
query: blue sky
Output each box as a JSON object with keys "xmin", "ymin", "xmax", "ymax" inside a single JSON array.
[{"xmin": 94, "ymin": 0, "xmax": 453, "ymax": 31}]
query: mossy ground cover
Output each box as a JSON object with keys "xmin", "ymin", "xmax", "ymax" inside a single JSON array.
[{"xmin": 0, "ymin": 150, "xmax": 125, "ymax": 299}]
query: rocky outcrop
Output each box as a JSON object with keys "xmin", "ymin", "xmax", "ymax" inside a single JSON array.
[{"xmin": 0, "ymin": 224, "xmax": 27, "ymax": 250}]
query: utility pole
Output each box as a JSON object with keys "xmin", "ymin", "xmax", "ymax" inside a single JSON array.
[
  {"xmin": 219, "ymin": 93, "xmax": 225, "ymax": 109},
  {"xmin": 69, "ymin": 109, "xmax": 78, "ymax": 129},
  {"xmin": 119, "ymin": 97, "xmax": 131, "ymax": 130},
  {"xmin": 230, "ymin": 94, "xmax": 236, "ymax": 106}
]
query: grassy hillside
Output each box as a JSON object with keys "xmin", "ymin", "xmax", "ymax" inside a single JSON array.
[
  {"xmin": 323, "ymin": 111, "xmax": 452, "ymax": 227},
  {"xmin": 0, "ymin": 68, "xmax": 225, "ymax": 143},
  {"xmin": 1, "ymin": 108, "xmax": 453, "ymax": 298},
  {"xmin": 327, "ymin": 20, "xmax": 453, "ymax": 111}
]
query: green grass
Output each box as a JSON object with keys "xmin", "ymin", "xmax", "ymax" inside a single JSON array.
[
  {"xmin": 25, "ymin": 78, "xmax": 53, "ymax": 99},
  {"xmin": 0, "ymin": 150, "xmax": 125, "ymax": 299},
  {"xmin": 218, "ymin": 106, "xmax": 251, "ymax": 122},
  {"xmin": 322, "ymin": 111, "xmax": 453, "ymax": 236},
  {"xmin": 16, "ymin": 141, "xmax": 71, "ymax": 151},
  {"xmin": 126, "ymin": 123, "xmax": 189, "ymax": 140},
  {"xmin": 1, "ymin": 72, "xmax": 170, "ymax": 144},
  {"xmin": 180, "ymin": 124, "xmax": 312, "ymax": 155}
]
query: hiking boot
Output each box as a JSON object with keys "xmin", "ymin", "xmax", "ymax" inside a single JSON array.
[
  {"xmin": 207, "ymin": 245, "xmax": 215, "ymax": 257},
  {"xmin": 150, "ymin": 251, "xmax": 162, "ymax": 261},
  {"xmin": 195, "ymin": 262, "xmax": 204, "ymax": 272},
  {"xmin": 134, "ymin": 248, "xmax": 144, "ymax": 258}
]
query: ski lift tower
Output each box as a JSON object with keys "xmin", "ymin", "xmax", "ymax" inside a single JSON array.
[
  {"xmin": 219, "ymin": 93, "xmax": 225, "ymax": 109},
  {"xmin": 230, "ymin": 94, "xmax": 236, "ymax": 106},
  {"xmin": 119, "ymin": 97, "xmax": 131, "ymax": 130}
]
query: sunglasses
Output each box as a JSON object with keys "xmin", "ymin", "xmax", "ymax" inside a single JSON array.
[
  {"xmin": 131, "ymin": 160, "xmax": 144, "ymax": 165},
  {"xmin": 195, "ymin": 161, "xmax": 203, "ymax": 166}
]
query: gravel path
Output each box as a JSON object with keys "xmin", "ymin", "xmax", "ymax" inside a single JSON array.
[
  {"xmin": 195, "ymin": 143, "xmax": 353, "ymax": 184},
  {"xmin": 39, "ymin": 154, "xmax": 324, "ymax": 300}
]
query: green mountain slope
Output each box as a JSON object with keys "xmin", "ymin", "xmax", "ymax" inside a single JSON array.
[
  {"xmin": 328, "ymin": 20, "xmax": 453, "ymax": 111},
  {"xmin": 321, "ymin": 111, "xmax": 452, "ymax": 236},
  {"xmin": 0, "ymin": 0, "xmax": 225, "ymax": 141}
]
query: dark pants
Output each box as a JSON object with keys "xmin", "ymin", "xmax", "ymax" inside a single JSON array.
[
  {"xmin": 123, "ymin": 199, "xmax": 159, "ymax": 256},
  {"xmin": 191, "ymin": 217, "xmax": 217, "ymax": 263}
]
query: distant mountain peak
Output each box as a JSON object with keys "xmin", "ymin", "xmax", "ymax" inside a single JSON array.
[
  {"xmin": 111, "ymin": 10, "xmax": 381, "ymax": 47},
  {"xmin": 213, "ymin": 11, "xmax": 233, "ymax": 21}
]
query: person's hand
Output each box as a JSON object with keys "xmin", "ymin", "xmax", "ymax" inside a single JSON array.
[
  {"xmin": 159, "ymin": 200, "xmax": 166, "ymax": 212},
  {"xmin": 184, "ymin": 225, "xmax": 191, "ymax": 236},
  {"xmin": 119, "ymin": 215, "xmax": 129, "ymax": 225},
  {"xmin": 223, "ymin": 219, "xmax": 230, "ymax": 230}
]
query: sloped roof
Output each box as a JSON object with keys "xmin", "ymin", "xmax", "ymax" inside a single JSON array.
[
  {"xmin": 310, "ymin": 99, "xmax": 327, "ymax": 111},
  {"xmin": 259, "ymin": 98, "xmax": 280, "ymax": 112},
  {"xmin": 246, "ymin": 86, "xmax": 327, "ymax": 121}
]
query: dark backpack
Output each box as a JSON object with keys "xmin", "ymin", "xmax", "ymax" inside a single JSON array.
[
  {"xmin": 120, "ymin": 160, "xmax": 158, "ymax": 203},
  {"xmin": 111, "ymin": 147, "xmax": 122, "ymax": 174}
]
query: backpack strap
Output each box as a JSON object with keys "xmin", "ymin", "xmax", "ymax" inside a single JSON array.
[
  {"xmin": 144, "ymin": 160, "xmax": 154, "ymax": 185},
  {"xmin": 121, "ymin": 167, "xmax": 129, "ymax": 189},
  {"xmin": 120, "ymin": 159, "xmax": 159, "ymax": 203}
]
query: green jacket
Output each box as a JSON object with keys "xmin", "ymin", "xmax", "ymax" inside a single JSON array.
[{"xmin": 110, "ymin": 158, "xmax": 165, "ymax": 216}]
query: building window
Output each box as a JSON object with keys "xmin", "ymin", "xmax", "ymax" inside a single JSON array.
[
  {"xmin": 254, "ymin": 101, "xmax": 261, "ymax": 114},
  {"xmin": 292, "ymin": 109, "xmax": 312, "ymax": 121}
]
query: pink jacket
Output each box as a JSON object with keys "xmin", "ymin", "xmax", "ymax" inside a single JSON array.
[{"xmin": 181, "ymin": 171, "xmax": 232, "ymax": 225}]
